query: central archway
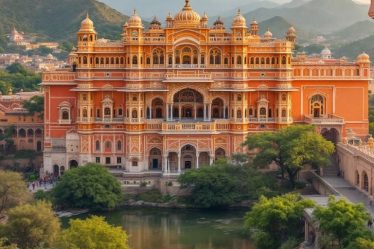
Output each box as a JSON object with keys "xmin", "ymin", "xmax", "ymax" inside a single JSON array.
[
  {"xmin": 181, "ymin": 144, "xmax": 197, "ymax": 170},
  {"xmin": 173, "ymin": 88, "xmax": 204, "ymax": 120}
]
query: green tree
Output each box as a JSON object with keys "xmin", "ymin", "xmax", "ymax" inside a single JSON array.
[
  {"xmin": 23, "ymin": 96, "xmax": 44, "ymax": 118},
  {"xmin": 0, "ymin": 238, "xmax": 18, "ymax": 249},
  {"xmin": 57, "ymin": 216, "xmax": 129, "ymax": 249},
  {"xmin": 244, "ymin": 125, "xmax": 335, "ymax": 187},
  {"xmin": 347, "ymin": 238, "xmax": 374, "ymax": 249},
  {"xmin": 5, "ymin": 64, "xmax": 27, "ymax": 75},
  {"xmin": 0, "ymin": 171, "xmax": 32, "ymax": 216},
  {"xmin": 178, "ymin": 159, "xmax": 277, "ymax": 208},
  {"xmin": 2, "ymin": 201, "xmax": 60, "ymax": 249},
  {"xmin": 314, "ymin": 196, "xmax": 372, "ymax": 249},
  {"xmin": 52, "ymin": 164, "xmax": 123, "ymax": 210},
  {"xmin": 244, "ymin": 193, "xmax": 315, "ymax": 249}
]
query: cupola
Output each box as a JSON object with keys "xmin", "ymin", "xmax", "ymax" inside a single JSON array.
[
  {"xmin": 128, "ymin": 9, "xmax": 143, "ymax": 28},
  {"xmin": 174, "ymin": 0, "xmax": 201, "ymax": 28},
  {"xmin": 232, "ymin": 9, "xmax": 247, "ymax": 28}
]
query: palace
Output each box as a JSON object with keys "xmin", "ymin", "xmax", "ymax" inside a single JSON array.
[{"xmin": 41, "ymin": 0, "xmax": 370, "ymax": 177}]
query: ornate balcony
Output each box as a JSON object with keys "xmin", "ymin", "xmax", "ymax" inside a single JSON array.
[
  {"xmin": 304, "ymin": 114, "xmax": 344, "ymax": 125},
  {"xmin": 163, "ymin": 71, "xmax": 213, "ymax": 83}
]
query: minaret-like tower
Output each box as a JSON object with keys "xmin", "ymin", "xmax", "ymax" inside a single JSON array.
[{"xmin": 77, "ymin": 14, "xmax": 97, "ymax": 50}]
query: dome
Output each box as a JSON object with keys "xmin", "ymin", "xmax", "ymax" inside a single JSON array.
[
  {"xmin": 201, "ymin": 12, "xmax": 208, "ymax": 21},
  {"xmin": 321, "ymin": 47, "xmax": 332, "ymax": 59},
  {"xmin": 251, "ymin": 19, "xmax": 258, "ymax": 26},
  {"xmin": 214, "ymin": 17, "xmax": 224, "ymax": 26},
  {"xmin": 357, "ymin": 52, "xmax": 370, "ymax": 63},
  {"xmin": 264, "ymin": 28, "xmax": 273, "ymax": 39},
  {"xmin": 232, "ymin": 9, "xmax": 247, "ymax": 28},
  {"xmin": 288, "ymin": 26, "xmax": 296, "ymax": 34},
  {"xmin": 174, "ymin": 0, "xmax": 201, "ymax": 28},
  {"xmin": 150, "ymin": 16, "xmax": 161, "ymax": 29},
  {"xmin": 79, "ymin": 14, "xmax": 95, "ymax": 33},
  {"xmin": 166, "ymin": 12, "xmax": 173, "ymax": 21},
  {"xmin": 128, "ymin": 9, "xmax": 143, "ymax": 28}
]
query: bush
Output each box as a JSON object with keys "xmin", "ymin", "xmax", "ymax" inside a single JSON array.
[
  {"xmin": 178, "ymin": 160, "xmax": 278, "ymax": 208},
  {"xmin": 52, "ymin": 164, "xmax": 123, "ymax": 210}
]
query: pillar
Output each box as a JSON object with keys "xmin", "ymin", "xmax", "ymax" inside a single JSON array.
[
  {"xmin": 163, "ymin": 154, "xmax": 168, "ymax": 173},
  {"xmin": 210, "ymin": 154, "xmax": 214, "ymax": 165},
  {"xmin": 166, "ymin": 104, "xmax": 170, "ymax": 121},
  {"xmin": 170, "ymin": 104, "xmax": 173, "ymax": 121},
  {"xmin": 196, "ymin": 152, "xmax": 200, "ymax": 169},
  {"xmin": 178, "ymin": 153, "xmax": 181, "ymax": 173},
  {"xmin": 208, "ymin": 104, "xmax": 212, "ymax": 121}
]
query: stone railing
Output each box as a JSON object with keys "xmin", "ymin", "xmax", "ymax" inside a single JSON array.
[
  {"xmin": 164, "ymin": 71, "xmax": 212, "ymax": 81},
  {"xmin": 304, "ymin": 114, "xmax": 344, "ymax": 125},
  {"xmin": 338, "ymin": 143, "xmax": 374, "ymax": 165}
]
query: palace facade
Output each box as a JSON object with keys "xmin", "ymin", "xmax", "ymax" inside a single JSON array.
[{"xmin": 41, "ymin": 0, "xmax": 370, "ymax": 177}]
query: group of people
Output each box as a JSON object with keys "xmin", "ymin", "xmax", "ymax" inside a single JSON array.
[{"xmin": 28, "ymin": 173, "xmax": 58, "ymax": 191}]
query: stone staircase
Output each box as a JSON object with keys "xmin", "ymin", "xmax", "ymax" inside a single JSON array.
[{"xmin": 322, "ymin": 154, "xmax": 340, "ymax": 177}]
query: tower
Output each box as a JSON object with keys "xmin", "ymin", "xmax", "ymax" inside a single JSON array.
[{"xmin": 77, "ymin": 14, "xmax": 97, "ymax": 50}]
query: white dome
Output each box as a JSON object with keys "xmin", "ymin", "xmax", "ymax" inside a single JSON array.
[
  {"xmin": 264, "ymin": 28, "xmax": 273, "ymax": 39},
  {"xmin": 128, "ymin": 10, "xmax": 143, "ymax": 28},
  {"xmin": 232, "ymin": 9, "xmax": 247, "ymax": 28}
]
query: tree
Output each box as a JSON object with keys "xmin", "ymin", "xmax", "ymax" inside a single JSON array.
[
  {"xmin": 347, "ymin": 238, "xmax": 374, "ymax": 249},
  {"xmin": 244, "ymin": 193, "xmax": 315, "ymax": 249},
  {"xmin": 244, "ymin": 125, "xmax": 335, "ymax": 187},
  {"xmin": 5, "ymin": 64, "xmax": 27, "ymax": 75},
  {"xmin": 23, "ymin": 96, "xmax": 44, "ymax": 118},
  {"xmin": 178, "ymin": 159, "xmax": 277, "ymax": 208},
  {"xmin": 314, "ymin": 196, "xmax": 372, "ymax": 249},
  {"xmin": 57, "ymin": 216, "xmax": 129, "ymax": 249},
  {"xmin": 2, "ymin": 201, "xmax": 60, "ymax": 249},
  {"xmin": 0, "ymin": 238, "xmax": 18, "ymax": 249},
  {"xmin": 0, "ymin": 171, "xmax": 32, "ymax": 217},
  {"xmin": 52, "ymin": 164, "xmax": 123, "ymax": 210}
]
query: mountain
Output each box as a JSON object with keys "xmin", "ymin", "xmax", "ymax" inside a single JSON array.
[
  {"xmin": 217, "ymin": 1, "xmax": 280, "ymax": 18},
  {"xmin": 333, "ymin": 35, "xmax": 374, "ymax": 62},
  {"xmin": 327, "ymin": 20, "xmax": 374, "ymax": 45},
  {"xmin": 258, "ymin": 16, "xmax": 314, "ymax": 42},
  {"xmin": 242, "ymin": 0, "xmax": 369, "ymax": 34},
  {"xmin": 281, "ymin": 0, "xmax": 311, "ymax": 8},
  {"xmin": 0, "ymin": 0, "xmax": 133, "ymax": 42}
]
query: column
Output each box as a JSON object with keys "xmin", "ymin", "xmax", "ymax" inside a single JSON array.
[
  {"xmin": 194, "ymin": 103, "xmax": 197, "ymax": 120},
  {"xmin": 163, "ymin": 154, "xmax": 168, "ymax": 174},
  {"xmin": 166, "ymin": 104, "xmax": 169, "ymax": 121},
  {"xmin": 210, "ymin": 154, "xmax": 214, "ymax": 165},
  {"xmin": 208, "ymin": 104, "xmax": 212, "ymax": 121},
  {"xmin": 179, "ymin": 104, "xmax": 182, "ymax": 120},
  {"xmin": 178, "ymin": 153, "xmax": 181, "ymax": 173},
  {"xmin": 171, "ymin": 104, "xmax": 173, "ymax": 121},
  {"xmin": 203, "ymin": 104, "xmax": 207, "ymax": 121},
  {"xmin": 149, "ymin": 106, "xmax": 152, "ymax": 119},
  {"xmin": 196, "ymin": 152, "xmax": 200, "ymax": 169}
]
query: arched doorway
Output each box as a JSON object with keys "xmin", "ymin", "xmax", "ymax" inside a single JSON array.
[
  {"xmin": 149, "ymin": 148, "xmax": 162, "ymax": 171},
  {"xmin": 362, "ymin": 171, "xmax": 369, "ymax": 192},
  {"xmin": 355, "ymin": 170, "xmax": 360, "ymax": 186},
  {"xmin": 310, "ymin": 95, "xmax": 325, "ymax": 118},
  {"xmin": 199, "ymin": 152, "xmax": 210, "ymax": 167},
  {"xmin": 181, "ymin": 145, "xmax": 197, "ymax": 170},
  {"xmin": 321, "ymin": 128, "xmax": 340, "ymax": 144},
  {"xmin": 212, "ymin": 98, "xmax": 224, "ymax": 119},
  {"xmin": 151, "ymin": 98, "xmax": 164, "ymax": 119},
  {"xmin": 173, "ymin": 89, "xmax": 204, "ymax": 120},
  {"xmin": 53, "ymin": 165, "xmax": 59, "ymax": 177},
  {"xmin": 69, "ymin": 160, "xmax": 78, "ymax": 169},
  {"xmin": 215, "ymin": 148, "xmax": 226, "ymax": 160},
  {"xmin": 60, "ymin": 166, "xmax": 65, "ymax": 176},
  {"xmin": 36, "ymin": 141, "xmax": 42, "ymax": 152}
]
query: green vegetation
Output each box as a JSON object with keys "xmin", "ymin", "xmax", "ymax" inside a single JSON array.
[
  {"xmin": 52, "ymin": 163, "xmax": 123, "ymax": 210},
  {"xmin": 244, "ymin": 193, "xmax": 315, "ymax": 249},
  {"xmin": 0, "ymin": 171, "xmax": 32, "ymax": 217},
  {"xmin": 244, "ymin": 125, "xmax": 335, "ymax": 188},
  {"xmin": 0, "ymin": 64, "xmax": 41, "ymax": 94},
  {"xmin": 22, "ymin": 95, "xmax": 44, "ymax": 118},
  {"xmin": 178, "ymin": 159, "xmax": 279, "ymax": 208},
  {"xmin": 314, "ymin": 196, "xmax": 374, "ymax": 249},
  {"xmin": 57, "ymin": 216, "xmax": 129, "ymax": 249},
  {"xmin": 1, "ymin": 201, "xmax": 60, "ymax": 249},
  {"xmin": 133, "ymin": 189, "xmax": 175, "ymax": 204}
]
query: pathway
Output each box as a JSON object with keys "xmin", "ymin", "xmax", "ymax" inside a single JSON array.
[{"xmin": 322, "ymin": 176, "xmax": 374, "ymax": 217}]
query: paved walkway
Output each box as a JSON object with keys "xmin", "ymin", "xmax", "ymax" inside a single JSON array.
[
  {"xmin": 322, "ymin": 176, "xmax": 374, "ymax": 217},
  {"xmin": 28, "ymin": 182, "xmax": 55, "ymax": 193}
]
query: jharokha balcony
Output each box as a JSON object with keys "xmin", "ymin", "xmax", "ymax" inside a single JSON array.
[
  {"xmin": 304, "ymin": 114, "xmax": 345, "ymax": 125},
  {"xmin": 163, "ymin": 71, "xmax": 213, "ymax": 83}
]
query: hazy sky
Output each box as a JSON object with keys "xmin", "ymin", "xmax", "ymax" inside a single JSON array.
[{"xmin": 100, "ymin": 0, "xmax": 371, "ymax": 18}]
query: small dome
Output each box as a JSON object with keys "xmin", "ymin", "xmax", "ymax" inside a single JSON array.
[
  {"xmin": 150, "ymin": 16, "xmax": 161, "ymax": 29},
  {"xmin": 264, "ymin": 28, "xmax": 273, "ymax": 39},
  {"xmin": 174, "ymin": 0, "xmax": 201, "ymax": 28},
  {"xmin": 80, "ymin": 14, "xmax": 95, "ymax": 32},
  {"xmin": 166, "ymin": 12, "xmax": 173, "ymax": 21},
  {"xmin": 214, "ymin": 17, "xmax": 224, "ymax": 26},
  {"xmin": 201, "ymin": 12, "xmax": 208, "ymax": 21},
  {"xmin": 321, "ymin": 47, "xmax": 332, "ymax": 59},
  {"xmin": 288, "ymin": 26, "xmax": 296, "ymax": 34},
  {"xmin": 128, "ymin": 9, "xmax": 143, "ymax": 28},
  {"xmin": 232, "ymin": 9, "xmax": 247, "ymax": 28},
  {"xmin": 357, "ymin": 52, "xmax": 370, "ymax": 63},
  {"xmin": 251, "ymin": 19, "xmax": 258, "ymax": 26}
]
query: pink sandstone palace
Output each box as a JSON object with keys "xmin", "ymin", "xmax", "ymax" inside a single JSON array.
[{"xmin": 41, "ymin": 0, "xmax": 370, "ymax": 177}]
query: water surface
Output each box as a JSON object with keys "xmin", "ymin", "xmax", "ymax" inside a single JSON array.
[{"xmin": 63, "ymin": 208, "xmax": 255, "ymax": 249}]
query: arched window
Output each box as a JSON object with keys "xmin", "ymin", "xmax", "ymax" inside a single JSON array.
[
  {"xmin": 132, "ymin": 110, "xmax": 138, "ymax": 118},
  {"xmin": 105, "ymin": 141, "xmax": 111, "ymax": 150},
  {"xmin": 104, "ymin": 107, "xmax": 111, "ymax": 116},
  {"xmin": 282, "ymin": 56, "xmax": 287, "ymax": 65},
  {"xmin": 209, "ymin": 49, "xmax": 221, "ymax": 65},
  {"xmin": 83, "ymin": 56, "xmax": 88, "ymax": 64},
  {"xmin": 62, "ymin": 110, "xmax": 69, "ymax": 120},
  {"xmin": 237, "ymin": 56, "xmax": 242, "ymax": 65},
  {"xmin": 237, "ymin": 109, "xmax": 242, "ymax": 119},
  {"xmin": 362, "ymin": 171, "xmax": 369, "ymax": 192},
  {"xmin": 260, "ymin": 107, "xmax": 267, "ymax": 117},
  {"xmin": 95, "ymin": 141, "xmax": 100, "ymax": 151},
  {"xmin": 237, "ymin": 94, "xmax": 242, "ymax": 101},
  {"xmin": 310, "ymin": 94, "xmax": 325, "ymax": 118},
  {"xmin": 82, "ymin": 109, "xmax": 88, "ymax": 118},
  {"xmin": 117, "ymin": 141, "xmax": 122, "ymax": 151},
  {"xmin": 132, "ymin": 55, "xmax": 138, "ymax": 65},
  {"xmin": 146, "ymin": 57, "xmax": 151, "ymax": 65}
]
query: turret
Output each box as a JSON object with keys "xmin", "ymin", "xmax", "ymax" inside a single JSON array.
[
  {"xmin": 77, "ymin": 14, "xmax": 97, "ymax": 49},
  {"xmin": 201, "ymin": 12, "xmax": 208, "ymax": 28},
  {"xmin": 250, "ymin": 19, "xmax": 259, "ymax": 36},
  {"xmin": 231, "ymin": 9, "xmax": 247, "ymax": 37},
  {"xmin": 286, "ymin": 26, "xmax": 297, "ymax": 43}
]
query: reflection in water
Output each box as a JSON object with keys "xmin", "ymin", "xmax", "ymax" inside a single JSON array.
[{"xmin": 64, "ymin": 208, "xmax": 255, "ymax": 249}]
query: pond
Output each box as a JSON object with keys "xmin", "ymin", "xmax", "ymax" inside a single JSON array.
[{"xmin": 62, "ymin": 208, "xmax": 255, "ymax": 249}]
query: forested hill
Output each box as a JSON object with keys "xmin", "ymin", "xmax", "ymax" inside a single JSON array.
[{"xmin": 0, "ymin": 0, "xmax": 135, "ymax": 45}]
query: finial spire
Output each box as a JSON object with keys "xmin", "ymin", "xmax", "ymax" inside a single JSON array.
[
  {"xmin": 185, "ymin": 0, "xmax": 190, "ymax": 7},
  {"xmin": 133, "ymin": 9, "xmax": 137, "ymax": 15}
]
